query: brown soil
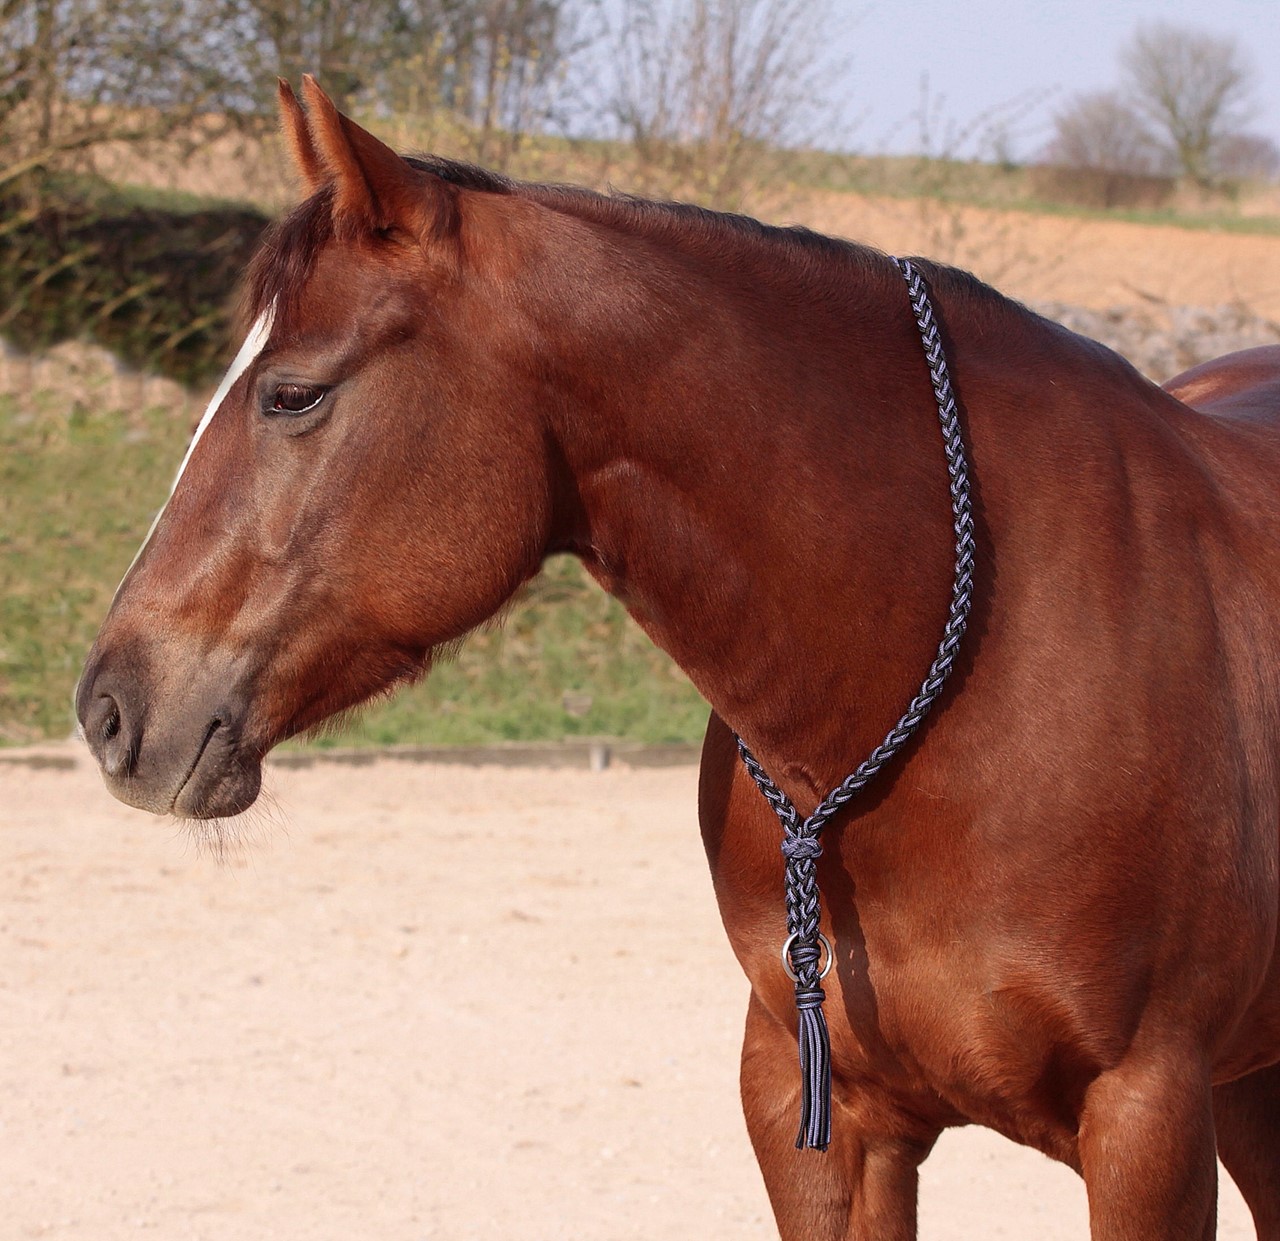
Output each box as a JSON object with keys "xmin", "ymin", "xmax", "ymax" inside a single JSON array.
[
  {"xmin": 791, "ymin": 190, "xmax": 1280, "ymax": 320},
  {"xmin": 0, "ymin": 750, "xmax": 1255, "ymax": 1239}
]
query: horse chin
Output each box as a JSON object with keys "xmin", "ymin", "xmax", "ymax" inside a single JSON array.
[{"xmin": 171, "ymin": 751, "xmax": 263, "ymax": 821}]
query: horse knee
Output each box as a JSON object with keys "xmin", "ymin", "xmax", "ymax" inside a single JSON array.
[
  {"xmin": 739, "ymin": 994, "xmax": 936, "ymax": 1241},
  {"xmin": 1078, "ymin": 1058, "xmax": 1217, "ymax": 1240}
]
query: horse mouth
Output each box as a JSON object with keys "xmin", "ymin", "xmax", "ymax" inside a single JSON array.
[{"xmin": 169, "ymin": 719, "xmax": 263, "ymax": 819}]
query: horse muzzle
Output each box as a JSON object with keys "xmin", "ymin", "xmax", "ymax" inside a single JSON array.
[{"xmin": 76, "ymin": 640, "xmax": 264, "ymax": 819}]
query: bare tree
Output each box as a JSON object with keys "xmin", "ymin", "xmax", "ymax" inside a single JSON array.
[
  {"xmin": 604, "ymin": 0, "xmax": 845, "ymax": 210},
  {"xmin": 441, "ymin": 1, "xmax": 555, "ymax": 159},
  {"xmin": 1212, "ymin": 131, "xmax": 1280, "ymax": 182},
  {"xmin": 235, "ymin": 0, "xmax": 399, "ymax": 111},
  {"xmin": 358, "ymin": 0, "xmax": 595, "ymax": 170},
  {"xmin": 0, "ymin": 0, "xmax": 592, "ymax": 192},
  {"xmin": 0, "ymin": 0, "xmax": 272, "ymax": 191},
  {"xmin": 1121, "ymin": 21, "xmax": 1258, "ymax": 186},
  {"xmin": 1044, "ymin": 89, "xmax": 1163, "ymax": 175}
]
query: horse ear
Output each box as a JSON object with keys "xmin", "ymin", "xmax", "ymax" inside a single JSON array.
[
  {"xmin": 299, "ymin": 74, "xmax": 439, "ymax": 238},
  {"xmin": 278, "ymin": 79, "xmax": 325, "ymax": 193}
]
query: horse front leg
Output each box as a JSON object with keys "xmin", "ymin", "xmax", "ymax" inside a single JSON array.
[
  {"xmin": 740, "ymin": 990, "xmax": 937, "ymax": 1241},
  {"xmin": 1077, "ymin": 1054, "xmax": 1218, "ymax": 1240}
]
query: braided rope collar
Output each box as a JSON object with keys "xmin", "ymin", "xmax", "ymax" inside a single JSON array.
[{"xmin": 735, "ymin": 256, "xmax": 976, "ymax": 1151}]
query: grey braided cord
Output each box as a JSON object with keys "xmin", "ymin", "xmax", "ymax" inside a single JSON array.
[{"xmin": 735, "ymin": 257, "xmax": 975, "ymax": 1151}]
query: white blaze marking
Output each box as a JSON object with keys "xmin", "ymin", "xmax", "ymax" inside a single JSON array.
[{"xmin": 112, "ymin": 306, "xmax": 275, "ymax": 601}]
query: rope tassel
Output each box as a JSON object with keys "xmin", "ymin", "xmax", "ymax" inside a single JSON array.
[
  {"xmin": 778, "ymin": 832, "xmax": 831, "ymax": 1149},
  {"xmin": 734, "ymin": 257, "xmax": 974, "ymax": 1153},
  {"xmin": 794, "ymin": 986, "xmax": 832, "ymax": 1150}
]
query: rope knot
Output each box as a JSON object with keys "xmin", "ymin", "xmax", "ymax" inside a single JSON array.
[
  {"xmin": 787, "ymin": 940, "xmax": 823, "ymax": 969},
  {"xmin": 794, "ymin": 986, "xmax": 826, "ymax": 1010},
  {"xmin": 780, "ymin": 835, "xmax": 822, "ymax": 861}
]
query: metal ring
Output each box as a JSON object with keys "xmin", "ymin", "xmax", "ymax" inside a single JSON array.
[{"xmin": 780, "ymin": 932, "xmax": 833, "ymax": 982}]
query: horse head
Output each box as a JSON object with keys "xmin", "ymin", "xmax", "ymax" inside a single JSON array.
[{"xmin": 77, "ymin": 79, "xmax": 562, "ymax": 817}]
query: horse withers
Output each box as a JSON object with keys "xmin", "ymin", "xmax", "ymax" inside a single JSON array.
[{"xmin": 77, "ymin": 78, "xmax": 1280, "ymax": 1239}]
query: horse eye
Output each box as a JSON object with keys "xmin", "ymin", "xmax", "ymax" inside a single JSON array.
[{"xmin": 268, "ymin": 383, "xmax": 326, "ymax": 415}]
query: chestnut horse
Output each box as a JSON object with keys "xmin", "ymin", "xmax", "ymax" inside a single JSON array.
[{"xmin": 77, "ymin": 78, "xmax": 1280, "ymax": 1239}]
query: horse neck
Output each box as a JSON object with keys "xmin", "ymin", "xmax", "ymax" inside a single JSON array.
[{"xmin": 529, "ymin": 223, "xmax": 971, "ymax": 808}]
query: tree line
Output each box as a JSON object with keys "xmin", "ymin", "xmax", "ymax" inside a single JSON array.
[
  {"xmin": 1047, "ymin": 21, "xmax": 1278, "ymax": 186},
  {"xmin": 0, "ymin": 0, "xmax": 848, "ymax": 209},
  {"xmin": 0, "ymin": 0, "xmax": 585, "ymax": 184},
  {"xmin": 1, "ymin": 4, "xmax": 1275, "ymax": 209}
]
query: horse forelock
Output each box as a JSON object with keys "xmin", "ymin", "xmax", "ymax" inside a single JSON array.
[
  {"xmin": 245, "ymin": 186, "xmax": 337, "ymax": 331},
  {"xmin": 242, "ymin": 155, "xmax": 502, "ymax": 330}
]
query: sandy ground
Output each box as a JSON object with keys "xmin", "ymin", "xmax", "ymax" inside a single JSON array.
[{"xmin": 0, "ymin": 750, "xmax": 1257, "ymax": 1240}]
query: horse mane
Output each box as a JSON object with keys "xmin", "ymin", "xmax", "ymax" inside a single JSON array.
[
  {"xmin": 405, "ymin": 154, "xmax": 865, "ymax": 264},
  {"xmin": 246, "ymin": 152, "xmax": 1019, "ymax": 332}
]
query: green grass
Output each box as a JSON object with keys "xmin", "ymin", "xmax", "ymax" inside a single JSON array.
[
  {"xmin": 303, "ymin": 555, "xmax": 710, "ymax": 749},
  {"xmin": 966, "ymin": 195, "xmax": 1280, "ymax": 237},
  {"xmin": 0, "ymin": 390, "xmax": 709, "ymax": 748}
]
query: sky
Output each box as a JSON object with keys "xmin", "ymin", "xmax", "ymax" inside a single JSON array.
[{"xmin": 834, "ymin": 0, "xmax": 1280, "ymax": 159}]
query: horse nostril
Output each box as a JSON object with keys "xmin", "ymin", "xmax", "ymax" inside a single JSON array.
[
  {"xmin": 76, "ymin": 670, "xmax": 142, "ymax": 780},
  {"xmin": 92, "ymin": 693, "xmax": 136, "ymax": 779}
]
